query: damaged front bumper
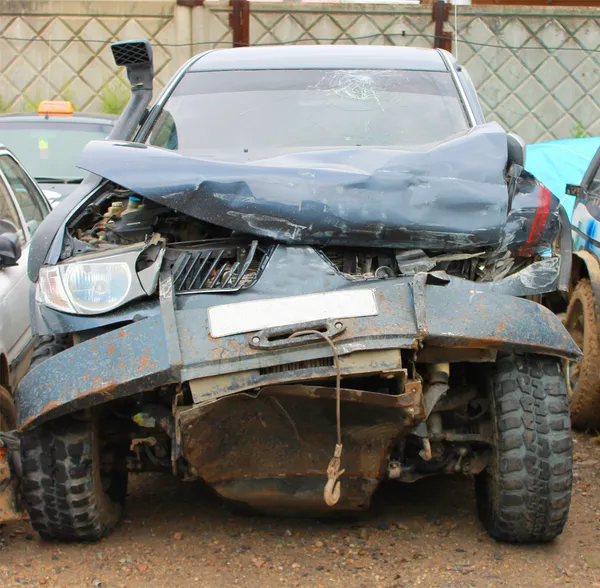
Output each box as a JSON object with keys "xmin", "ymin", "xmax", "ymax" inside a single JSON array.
[
  {"xmin": 18, "ymin": 246, "xmax": 579, "ymax": 431},
  {"xmin": 16, "ymin": 245, "xmax": 580, "ymax": 513}
]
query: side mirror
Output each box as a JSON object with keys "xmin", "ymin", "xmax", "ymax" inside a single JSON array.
[
  {"xmin": 507, "ymin": 132, "xmax": 526, "ymax": 168},
  {"xmin": 0, "ymin": 233, "xmax": 22, "ymax": 267}
]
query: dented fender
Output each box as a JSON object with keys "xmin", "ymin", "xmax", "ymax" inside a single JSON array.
[{"xmin": 16, "ymin": 316, "xmax": 176, "ymax": 431}]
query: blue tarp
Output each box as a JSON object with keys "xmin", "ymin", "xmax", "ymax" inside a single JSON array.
[{"xmin": 525, "ymin": 137, "xmax": 600, "ymax": 219}]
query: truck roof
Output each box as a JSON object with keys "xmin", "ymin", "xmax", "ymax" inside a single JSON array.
[{"xmin": 189, "ymin": 45, "xmax": 451, "ymax": 73}]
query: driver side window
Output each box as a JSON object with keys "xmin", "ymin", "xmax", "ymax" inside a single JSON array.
[
  {"xmin": 148, "ymin": 110, "xmax": 178, "ymax": 150},
  {"xmin": 0, "ymin": 179, "xmax": 24, "ymax": 243}
]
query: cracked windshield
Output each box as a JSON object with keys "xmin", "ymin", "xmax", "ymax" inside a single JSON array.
[{"xmin": 148, "ymin": 69, "xmax": 469, "ymax": 161}]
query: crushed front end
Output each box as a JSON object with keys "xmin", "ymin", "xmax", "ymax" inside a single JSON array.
[
  {"xmin": 12, "ymin": 44, "xmax": 580, "ymax": 542},
  {"xmin": 18, "ymin": 182, "xmax": 579, "ymax": 514}
]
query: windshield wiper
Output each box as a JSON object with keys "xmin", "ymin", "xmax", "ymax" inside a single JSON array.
[{"xmin": 35, "ymin": 176, "xmax": 84, "ymax": 184}]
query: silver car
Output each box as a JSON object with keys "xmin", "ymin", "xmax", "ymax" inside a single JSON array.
[{"xmin": 0, "ymin": 145, "xmax": 51, "ymax": 431}]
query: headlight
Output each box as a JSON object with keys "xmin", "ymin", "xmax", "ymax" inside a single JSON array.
[
  {"xmin": 63, "ymin": 261, "xmax": 132, "ymax": 313},
  {"xmin": 37, "ymin": 247, "xmax": 155, "ymax": 315}
]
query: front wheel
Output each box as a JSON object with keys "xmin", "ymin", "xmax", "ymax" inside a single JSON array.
[
  {"xmin": 20, "ymin": 417, "xmax": 127, "ymax": 541},
  {"xmin": 475, "ymin": 354, "xmax": 572, "ymax": 543}
]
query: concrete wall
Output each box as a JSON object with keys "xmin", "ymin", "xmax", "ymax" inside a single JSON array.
[
  {"xmin": 1, "ymin": 1, "xmax": 598, "ymax": 142},
  {"xmin": 0, "ymin": 1, "xmax": 187, "ymax": 112}
]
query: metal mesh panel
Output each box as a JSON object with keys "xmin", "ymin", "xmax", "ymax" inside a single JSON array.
[
  {"xmin": 171, "ymin": 241, "xmax": 261, "ymax": 294},
  {"xmin": 111, "ymin": 41, "xmax": 151, "ymax": 66}
]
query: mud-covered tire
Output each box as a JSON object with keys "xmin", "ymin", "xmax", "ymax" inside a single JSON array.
[
  {"xmin": 475, "ymin": 354, "xmax": 572, "ymax": 543},
  {"xmin": 29, "ymin": 334, "xmax": 70, "ymax": 371},
  {"xmin": 0, "ymin": 385, "xmax": 16, "ymax": 431},
  {"xmin": 564, "ymin": 279, "xmax": 600, "ymax": 429},
  {"xmin": 20, "ymin": 418, "xmax": 127, "ymax": 541}
]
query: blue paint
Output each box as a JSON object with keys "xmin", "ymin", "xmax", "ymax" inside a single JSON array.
[{"xmin": 525, "ymin": 137, "xmax": 600, "ymax": 220}]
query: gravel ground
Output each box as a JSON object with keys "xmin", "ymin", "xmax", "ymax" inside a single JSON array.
[{"xmin": 1, "ymin": 432, "xmax": 600, "ymax": 588}]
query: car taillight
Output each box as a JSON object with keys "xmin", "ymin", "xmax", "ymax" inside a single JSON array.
[{"xmin": 518, "ymin": 185, "xmax": 552, "ymax": 257}]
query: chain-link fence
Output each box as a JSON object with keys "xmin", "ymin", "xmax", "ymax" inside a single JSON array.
[{"xmin": 0, "ymin": 1, "xmax": 598, "ymax": 142}]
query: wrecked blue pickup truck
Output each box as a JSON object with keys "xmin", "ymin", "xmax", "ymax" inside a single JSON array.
[{"xmin": 1, "ymin": 42, "xmax": 579, "ymax": 543}]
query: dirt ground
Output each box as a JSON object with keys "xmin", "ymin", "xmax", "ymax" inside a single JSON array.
[{"xmin": 1, "ymin": 433, "xmax": 600, "ymax": 588}]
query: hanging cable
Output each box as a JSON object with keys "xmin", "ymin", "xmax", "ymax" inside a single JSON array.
[
  {"xmin": 288, "ymin": 329, "xmax": 344, "ymax": 507},
  {"xmin": 0, "ymin": 34, "xmax": 598, "ymax": 53}
]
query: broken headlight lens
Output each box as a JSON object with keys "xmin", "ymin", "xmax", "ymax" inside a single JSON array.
[{"xmin": 37, "ymin": 248, "xmax": 150, "ymax": 315}]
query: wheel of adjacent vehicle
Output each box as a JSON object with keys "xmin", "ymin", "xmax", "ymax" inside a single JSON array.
[
  {"xmin": 0, "ymin": 385, "xmax": 16, "ymax": 431},
  {"xmin": 564, "ymin": 279, "xmax": 600, "ymax": 429},
  {"xmin": 475, "ymin": 353, "xmax": 572, "ymax": 543},
  {"xmin": 20, "ymin": 417, "xmax": 127, "ymax": 541}
]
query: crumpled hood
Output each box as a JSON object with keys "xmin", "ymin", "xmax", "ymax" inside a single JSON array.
[{"xmin": 78, "ymin": 122, "xmax": 510, "ymax": 250}]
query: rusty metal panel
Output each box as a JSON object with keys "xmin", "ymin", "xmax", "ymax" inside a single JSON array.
[
  {"xmin": 424, "ymin": 285, "xmax": 581, "ymax": 359},
  {"xmin": 189, "ymin": 349, "xmax": 404, "ymax": 403},
  {"xmin": 16, "ymin": 316, "xmax": 175, "ymax": 430},
  {"xmin": 179, "ymin": 386, "xmax": 417, "ymax": 514},
  {"xmin": 15, "ymin": 254, "xmax": 579, "ymax": 431},
  {"xmin": 257, "ymin": 383, "xmax": 420, "ymax": 409}
]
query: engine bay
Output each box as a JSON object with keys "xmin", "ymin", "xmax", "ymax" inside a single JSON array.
[{"xmin": 63, "ymin": 182, "xmax": 542, "ymax": 291}]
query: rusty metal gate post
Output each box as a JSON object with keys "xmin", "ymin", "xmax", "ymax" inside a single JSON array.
[
  {"xmin": 432, "ymin": 0, "xmax": 452, "ymax": 53},
  {"xmin": 230, "ymin": 0, "xmax": 250, "ymax": 48}
]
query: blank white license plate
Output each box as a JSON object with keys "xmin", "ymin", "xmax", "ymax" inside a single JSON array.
[{"xmin": 208, "ymin": 289, "xmax": 379, "ymax": 338}]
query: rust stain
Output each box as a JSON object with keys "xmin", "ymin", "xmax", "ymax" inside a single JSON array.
[
  {"xmin": 79, "ymin": 381, "xmax": 118, "ymax": 400},
  {"xmin": 138, "ymin": 352, "xmax": 155, "ymax": 372},
  {"xmin": 449, "ymin": 336, "xmax": 506, "ymax": 349},
  {"xmin": 106, "ymin": 342, "xmax": 116, "ymax": 355},
  {"xmin": 377, "ymin": 291, "xmax": 393, "ymax": 314},
  {"xmin": 40, "ymin": 400, "xmax": 61, "ymax": 414},
  {"xmin": 83, "ymin": 373, "xmax": 91, "ymax": 381},
  {"xmin": 226, "ymin": 340, "xmax": 245, "ymax": 353},
  {"xmin": 19, "ymin": 415, "xmax": 36, "ymax": 431}
]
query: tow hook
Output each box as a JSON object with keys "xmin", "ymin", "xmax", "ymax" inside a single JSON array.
[{"xmin": 454, "ymin": 447, "xmax": 469, "ymax": 473}]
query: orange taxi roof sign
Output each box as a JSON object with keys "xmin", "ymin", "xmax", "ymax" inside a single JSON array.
[{"xmin": 37, "ymin": 100, "xmax": 74, "ymax": 116}]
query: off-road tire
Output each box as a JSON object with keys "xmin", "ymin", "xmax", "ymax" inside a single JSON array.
[
  {"xmin": 29, "ymin": 334, "xmax": 70, "ymax": 371},
  {"xmin": 475, "ymin": 353, "xmax": 572, "ymax": 543},
  {"xmin": 564, "ymin": 279, "xmax": 600, "ymax": 429},
  {"xmin": 20, "ymin": 418, "xmax": 127, "ymax": 541}
]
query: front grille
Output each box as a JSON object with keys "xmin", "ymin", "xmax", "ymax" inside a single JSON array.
[
  {"xmin": 259, "ymin": 357, "xmax": 334, "ymax": 375},
  {"xmin": 172, "ymin": 240, "xmax": 262, "ymax": 294}
]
